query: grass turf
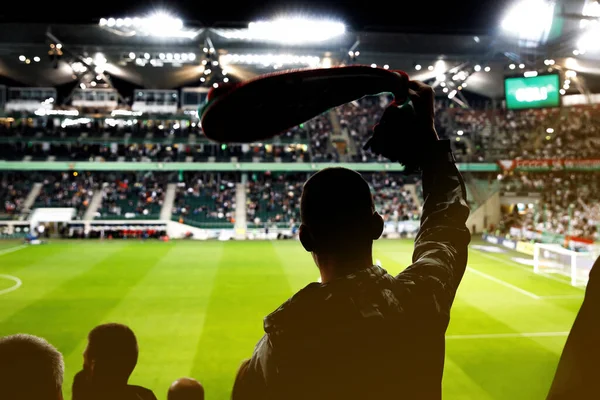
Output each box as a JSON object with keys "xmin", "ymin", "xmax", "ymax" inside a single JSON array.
[{"xmin": 0, "ymin": 238, "xmax": 584, "ymax": 399}]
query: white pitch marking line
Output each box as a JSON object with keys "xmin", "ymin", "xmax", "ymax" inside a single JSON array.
[
  {"xmin": 467, "ymin": 267, "xmax": 541, "ymax": 299},
  {"xmin": 0, "ymin": 274, "xmax": 22, "ymax": 296},
  {"xmin": 539, "ymin": 294, "xmax": 585, "ymax": 299},
  {"xmin": 0, "ymin": 244, "xmax": 27, "ymax": 257},
  {"xmin": 446, "ymin": 331, "xmax": 569, "ymax": 340},
  {"xmin": 472, "ymin": 248, "xmax": 585, "ymax": 290}
]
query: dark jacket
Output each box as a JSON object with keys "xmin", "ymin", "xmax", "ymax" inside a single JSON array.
[
  {"xmin": 72, "ymin": 370, "xmax": 158, "ymax": 400},
  {"xmin": 233, "ymin": 144, "xmax": 471, "ymax": 400}
]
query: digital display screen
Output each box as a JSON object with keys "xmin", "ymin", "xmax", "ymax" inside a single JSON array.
[{"xmin": 504, "ymin": 74, "xmax": 560, "ymax": 110}]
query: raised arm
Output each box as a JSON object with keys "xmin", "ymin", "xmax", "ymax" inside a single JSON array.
[
  {"xmin": 365, "ymin": 80, "xmax": 471, "ymax": 318},
  {"xmin": 399, "ymin": 141, "xmax": 471, "ymax": 315}
]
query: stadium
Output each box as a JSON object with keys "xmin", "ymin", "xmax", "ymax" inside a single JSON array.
[{"xmin": 1, "ymin": 0, "xmax": 600, "ymax": 399}]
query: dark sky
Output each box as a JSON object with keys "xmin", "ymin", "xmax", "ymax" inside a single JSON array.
[{"xmin": 1, "ymin": 0, "xmax": 511, "ymax": 34}]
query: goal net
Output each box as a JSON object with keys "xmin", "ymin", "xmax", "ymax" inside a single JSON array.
[{"xmin": 533, "ymin": 243, "xmax": 595, "ymax": 286}]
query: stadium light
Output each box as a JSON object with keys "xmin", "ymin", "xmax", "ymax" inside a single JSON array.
[
  {"xmin": 219, "ymin": 53, "xmax": 321, "ymax": 68},
  {"xmin": 546, "ymin": 128, "xmax": 554, "ymax": 133},
  {"xmin": 371, "ymin": 63, "xmax": 377, "ymax": 68},
  {"xmin": 509, "ymin": 63, "xmax": 516, "ymax": 69},
  {"xmin": 383, "ymin": 64, "xmax": 389, "ymax": 70},
  {"xmin": 220, "ymin": 17, "xmax": 346, "ymax": 44},
  {"xmin": 576, "ymin": 24, "xmax": 600, "ymax": 54},
  {"xmin": 33, "ymin": 56, "xmax": 41, "ymax": 62},
  {"xmin": 519, "ymin": 63, "xmax": 525, "ymax": 69},
  {"xmin": 501, "ymin": 0, "xmax": 555, "ymax": 46},
  {"xmin": 524, "ymin": 71, "xmax": 538, "ymax": 77},
  {"xmin": 448, "ymin": 89, "xmax": 457, "ymax": 99},
  {"xmin": 474, "ymin": 65, "xmax": 481, "ymax": 72},
  {"xmin": 99, "ymin": 11, "xmax": 199, "ymax": 39},
  {"xmin": 565, "ymin": 70, "xmax": 577, "ymax": 78},
  {"xmin": 457, "ymin": 130, "xmax": 464, "ymax": 136},
  {"xmin": 484, "ymin": 66, "xmax": 491, "ymax": 72},
  {"xmin": 18, "ymin": 55, "xmax": 25, "ymax": 62},
  {"xmin": 427, "ymin": 65, "xmax": 434, "ymax": 71},
  {"xmin": 442, "ymin": 87, "xmax": 449, "ymax": 93},
  {"xmin": 415, "ymin": 64, "xmax": 422, "ymax": 70},
  {"xmin": 560, "ymin": 88, "xmax": 566, "ymax": 95}
]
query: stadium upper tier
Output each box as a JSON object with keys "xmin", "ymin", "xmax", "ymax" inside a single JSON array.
[{"xmin": 1, "ymin": 101, "xmax": 599, "ymax": 163}]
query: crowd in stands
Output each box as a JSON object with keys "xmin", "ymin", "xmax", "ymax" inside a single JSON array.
[
  {"xmin": 0, "ymin": 173, "xmax": 34, "ymax": 219},
  {"xmin": 34, "ymin": 172, "xmax": 99, "ymax": 219},
  {"xmin": 172, "ymin": 173, "xmax": 236, "ymax": 228},
  {"xmin": 246, "ymin": 173, "xmax": 305, "ymax": 228},
  {"xmin": 499, "ymin": 172, "xmax": 600, "ymax": 241},
  {"xmin": 365, "ymin": 172, "xmax": 421, "ymax": 222},
  {"xmin": 2, "ymin": 102, "xmax": 600, "ymax": 163},
  {"xmin": 99, "ymin": 173, "xmax": 167, "ymax": 220}
]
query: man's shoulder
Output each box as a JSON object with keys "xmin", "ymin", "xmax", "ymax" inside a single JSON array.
[{"xmin": 127, "ymin": 385, "xmax": 158, "ymax": 400}]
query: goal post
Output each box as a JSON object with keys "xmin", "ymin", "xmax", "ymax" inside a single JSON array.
[{"xmin": 533, "ymin": 243, "xmax": 595, "ymax": 286}]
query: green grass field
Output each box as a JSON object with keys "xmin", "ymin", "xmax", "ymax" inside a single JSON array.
[{"xmin": 0, "ymin": 238, "xmax": 586, "ymax": 399}]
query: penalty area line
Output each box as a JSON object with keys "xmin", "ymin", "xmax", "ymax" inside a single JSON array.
[
  {"xmin": 0, "ymin": 244, "xmax": 28, "ymax": 257},
  {"xmin": 446, "ymin": 331, "xmax": 569, "ymax": 340},
  {"xmin": 467, "ymin": 267, "xmax": 541, "ymax": 299}
]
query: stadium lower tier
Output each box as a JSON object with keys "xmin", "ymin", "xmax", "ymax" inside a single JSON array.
[{"xmin": 1, "ymin": 170, "xmax": 599, "ymax": 244}]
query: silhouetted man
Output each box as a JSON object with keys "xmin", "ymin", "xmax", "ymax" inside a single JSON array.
[
  {"xmin": 168, "ymin": 377, "xmax": 205, "ymax": 400},
  {"xmin": 0, "ymin": 333, "xmax": 64, "ymax": 400},
  {"xmin": 72, "ymin": 323, "xmax": 157, "ymax": 400},
  {"xmin": 233, "ymin": 81, "xmax": 470, "ymax": 399},
  {"xmin": 548, "ymin": 255, "xmax": 600, "ymax": 399}
]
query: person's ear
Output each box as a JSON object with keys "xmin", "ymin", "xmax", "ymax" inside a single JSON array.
[
  {"xmin": 299, "ymin": 224, "xmax": 314, "ymax": 252},
  {"xmin": 371, "ymin": 212, "xmax": 384, "ymax": 240}
]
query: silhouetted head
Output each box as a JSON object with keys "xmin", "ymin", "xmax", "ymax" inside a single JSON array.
[
  {"xmin": 168, "ymin": 377, "xmax": 205, "ymax": 400},
  {"xmin": 83, "ymin": 323, "xmax": 138, "ymax": 384},
  {"xmin": 300, "ymin": 168, "xmax": 383, "ymax": 266},
  {"xmin": 0, "ymin": 334, "xmax": 64, "ymax": 400}
]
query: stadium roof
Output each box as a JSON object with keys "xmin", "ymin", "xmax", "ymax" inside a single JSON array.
[{"xmin": 1, "ymin": 0, "xmax": 600, "ymax": 99}]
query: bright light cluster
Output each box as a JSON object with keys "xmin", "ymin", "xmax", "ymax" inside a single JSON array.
[
  {"xmin": 501, "ymin": 0, "xmax": 555, "ymax": 47},
  {"xmin": 220, "ymin": 53, "xmax": 321, "ymax": 68},
  {"xmin": 99, "ymin": 12, "xmax": 198, "ymax": 39},
  {"xmin": 34, "ymin": 109, "xmax": 79, "ymax": 116},
  {"xmin": 217, "ymin": 17, "xmax": 345, "ymax": 44}
]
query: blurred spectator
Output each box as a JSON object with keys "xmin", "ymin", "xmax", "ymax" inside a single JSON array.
[
  {"xmin": 72, "ymin": 323, "xmax": 157, "ymax": 400},
  {"xmin": 0, "ymin": 333, "xmax": 64, "ymax": 400},
  {"xmin": 167, "ymin": 378, "xmax": 204, "ymax": 400}
]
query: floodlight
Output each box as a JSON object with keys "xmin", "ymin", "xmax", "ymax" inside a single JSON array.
[
  {"xmin": 242, "ymin": 17, "xmax": 346, "ymax": 44},
  {"xmin": 501, "ymin": 0, "xmax": 555, "ymax": 46}
]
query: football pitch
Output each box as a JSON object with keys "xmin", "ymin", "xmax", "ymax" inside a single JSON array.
[{"xmin": 0, "ymin": 238, "xmax": 586, "ymax": 399}]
